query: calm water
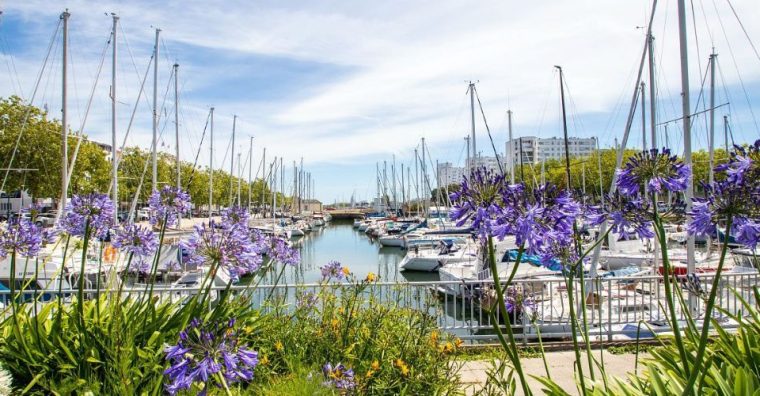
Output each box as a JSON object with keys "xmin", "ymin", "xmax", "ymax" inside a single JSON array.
[{"xmin": 280, "ymin": 220, "xmax": 439, "ymax": 284}]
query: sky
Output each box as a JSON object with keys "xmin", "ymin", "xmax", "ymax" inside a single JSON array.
[{"xmin": 1, "ymin": 0, "xmax": 759, "ymax": 203}]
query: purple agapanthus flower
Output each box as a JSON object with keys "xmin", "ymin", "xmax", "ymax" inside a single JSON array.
[
  {"xmin": 182, "ymin": 220, "xmax": 264, "ymax": 280},
  {"xmin": 0, "ymin": 219, "xmax": 43, "ymax": 258},
  {"xmin": 449, "ymin": 167, "xmax": 508, "ymax": 238},
  {"xmin": 221, "ymin": 206, "xmax": 249, "ymax": 229},
  {"xmin": 320, "ymin": 260, "xmax": 346, "ymax": 281},
  {"xmin": 490, "ymin": 184, "xmax": 581, "ymax": 262},
  {"xmin": 504, "ymin": 286, "xmax": 536, "ymax": 318},
  {"xmin": 267, "ymin": 236, "xmax": 301, "ymax": 266},
  {"xmin": 112, "ymin": 224, "xmax": 158, "ymax": 257},
  {"xmin": 587, "ymin": 193, "xmax": 656, "ymax": 240},
  {"xmin": 59, "ymin": 193, "xmax": 115, "ymax": 238},
  {"xmin": 148, "ymin": 186, "xmax": 191, "ymax": 227},
  {"xmin": 688, "ymin": 143, "xmax": 760, "ymax": 250},
  {"xmin": 322, "ymin": 362, "xmax": 355, "ymax": 390},
  {"xmin": 615, "ymin": 148, "xmax": 691, "ymax": 196},
  {"xmin": 297, "ymin": 291, "xmax": 318, "ymax": 310},
  {"xmin": 163, "ymin": 317, "xmax": 258, "ymax": 395}
]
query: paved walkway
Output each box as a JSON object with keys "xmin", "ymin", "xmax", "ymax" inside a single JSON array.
[{"xmin": 459, "ymin": 350, "xmax": 646, "ymax": 395}]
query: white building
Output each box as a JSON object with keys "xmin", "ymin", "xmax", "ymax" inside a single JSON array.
[
  {"xmin": 506, "ymin": 136, "xmax": 596, "ymax": 165},
  {"xmin": 437, "ymin": 156, "xmax": 503, "ymax": 186}
]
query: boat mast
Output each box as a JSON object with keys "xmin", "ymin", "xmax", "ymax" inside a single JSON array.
[
  {"xmin": 230, "ymin": 115, "xmax": 236, "ymax": 206},
  {"xmin": 208, "ymin": 107, "xmax": 214, "ymax": 219},
  {"xmin": 421, "ymin": 137, "xmax": 427, "ymax": 218},
  {"xmin": 152, "ymin": 28, "xmax": 160, "ymax": 192},
  {"xmin": 507, "ymin": 109, "xmax": 514, "ymax": 183},
  {"xmin": 648, "ymin": 33, "xmax": 657, "ymax": 149},
  {"xmin": 555, "ymin": 65, "xmax": 572, "ymax": 190},
  {"xmin": 248, "ymin": 137, "xmax": 253, "ymax": 212},
  {"xmin": 59, "ymin": 10, "xmax": 70, "ymax": 220},
  {"xmin": 174, "ymin": 63, "xmax": 180, "ymax": 190},
  {"xmin": 641, "ymin": 82, "xmax": 647, "ymax": 150},
  {"xmin": 468, "ymin": 81, "xmax": 476, "ymax": 164},
  {"xmin": 237, "ymin": 152, "xmax": 241, "ymax": 205},
  {"xmin": 708, "ymin": 53, "xmax": 716, "ymax": 185},
  {"xmin": 677, "ymin": 0, "xmax": 696, "ymax": 278},
  {"xmin": 111, "ymin": 14, "xmax": 119, "ymax": 223},
  {"xmin": 723, "ymin": 115, "xmax": 729, "ymax": 153},
  {"xmin": 392, "ymin": 154, "xmax": 397, "ymax": 214},
  {"xmin": 465, "ymin": 136, "xmax": 470, "ymax": 174}
]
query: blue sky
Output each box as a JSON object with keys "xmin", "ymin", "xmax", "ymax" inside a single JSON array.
[{"xmin": 1, "ymin": 0, "xmax": 759, "ymax": 203}]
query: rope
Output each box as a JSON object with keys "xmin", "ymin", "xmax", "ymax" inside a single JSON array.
[
  {"xmin": 472, "ymin": 85, "xmax": 504, "ymax": 175},
  {"xmin": 186, "ymin": 110, "xmax": 211, "ymax": 186},
  {"xmin": 67, "ymin": 31, "xmax": 111, "ymax": 185},
  {"xmin": 725, "ymin": 0, "xmax": 760, "ymax": 64},
  {"xmin": 711, "ymin": 0, "xmax": 760, "ymax": 133}
]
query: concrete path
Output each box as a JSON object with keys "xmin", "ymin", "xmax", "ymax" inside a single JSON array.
[{"xmin": 459, "ymin": 350, "xmax": 646, "ymax": 395}]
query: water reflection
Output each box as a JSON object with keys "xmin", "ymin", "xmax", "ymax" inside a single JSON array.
[{"xmin": 280, "ymin": 220, "xmax": 438, "ymax": 284}]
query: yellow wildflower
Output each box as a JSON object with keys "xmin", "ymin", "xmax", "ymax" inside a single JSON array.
[
  {"xmin": 394, "ymin": 359, "xmax": 409, "ymax": 377},
  {"xmin": 331, "ymin": 318, "xmax": 340, "ymax": 330},
  {"xmin": 370, "ymin": 360, "xmax": 380, "ymax": 371},
  {"xmin": 430, "ymin": 330, "xmax": 439, "ymax": 344},
  {"xmin": 443, "ymin": 342, "xmax": 454, "ymax": 354},
  {"xmin": 341, "ymin": 266, "xmax": 351, "ymax": 276},
  {"xmin": 365, "ymin": 272, "xmax": 377, "ymax": 282},
  {"xmin": 455, "ymin": 338, "xmax": 463, "ymax": 348},
  {"xmin": 274, "ymin": 340, "xmax": 283, "ymax": 351},
  {"xmin": 260, "ymin": 355, "xmax": 269, "ymax": 366}
]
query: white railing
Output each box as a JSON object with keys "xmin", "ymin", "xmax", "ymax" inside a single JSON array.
[{"xmin": 1, "ymin": 272, "xmax": 758, "ymax": 343}]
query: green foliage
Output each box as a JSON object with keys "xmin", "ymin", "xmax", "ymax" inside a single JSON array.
[
  {"xmin": 241, "ymin": 273, "xmax": 462, "ymax": 395},
  {"xmin": 0, "ymin": 96, "xmax": 284, "ymax": 209},
  {"xmin": 0, "ymin": 274, "xmax": 461, "ymax": 395},
  {"xmin": 0, "ymin": 96, "xmax": 110, "ymax": 197}
]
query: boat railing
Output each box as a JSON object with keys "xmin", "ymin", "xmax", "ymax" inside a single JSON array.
[{"xmin": 0, "ymin": 271, "xmax": 757, "ymax": 344}]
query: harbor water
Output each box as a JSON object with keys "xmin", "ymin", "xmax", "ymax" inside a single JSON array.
[{"xmin": 278, "ymin": 219, "xmax": 439, "ymax": 284}]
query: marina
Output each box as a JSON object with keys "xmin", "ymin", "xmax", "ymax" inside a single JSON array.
[{"xmin": 0, "ymin": 0, "xmax": 758, "ymax": 394}]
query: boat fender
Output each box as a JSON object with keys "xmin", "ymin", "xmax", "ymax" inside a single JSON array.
[{"xmin": 103, "ymin": 245, "xmax": 117, "ymax": 263}]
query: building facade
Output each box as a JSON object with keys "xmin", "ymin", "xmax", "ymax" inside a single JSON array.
[{"xmin": 506, "ymin": 136, "xmax": 596, "ymax": 165}]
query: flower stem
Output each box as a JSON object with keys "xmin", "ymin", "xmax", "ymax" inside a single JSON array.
[
  {"xmin": 77, "ymin": 220, "xmax": 91, "ymax": 329},
  {"xmin": 487, "ymin": 237, "xmax": 532, "ymax": 396},
  {"xmin": 652, "ymin": 210, "xmax": 690, "ymax": 377},
  {"xmin": 683, "ymin": 216, "xmax": 733, "ymax": 395}
]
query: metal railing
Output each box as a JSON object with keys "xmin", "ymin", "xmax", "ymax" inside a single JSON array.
[{"xmin": 1, "ymin": 272, "xmax": 758, "ymax": 343}]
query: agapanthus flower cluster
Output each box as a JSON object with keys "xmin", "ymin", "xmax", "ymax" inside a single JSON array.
[
  {"xmin": 616, "ymin": 148, "xmax": 691, "ymax": 195},
  {"xmin": 322, "ymin": 362, "xmax": 355, "ymax": 390},
  {"xmin": 221, "ymin": 206, "xmax": 249, "ymax": 228},
  {"xmin": 586, "ymin": 193, "xmax": 655, "ymax": 240},
  {"xmin": 148, "ymin": 186, "xmax": 191, "ymax": 227},
  {"xmin": 266, "ymin": 236, "xmax": 301, "ymax": 266},
  {"xmin": 112, "ymin": 224, "xmax": 158, "ymax": 257},
  {"xmin": 449, "ymin": 167, "xmax": 508, "ymax": 238},
  {"xmin": 128, "ymin": 259, "xmax": 181, "ymax": 276},
  {"xmin": 585, "ymin": 149, "xmax": 691, "ymax": 243},
  {"xmin": 688, "ymin": 141, "xmax": 760, "ymax": 249},
  {"xmin": 503, "ymin": 286, "xmax": 537, "ymax": 319},
  {"xmin": 182, "ymin": 220, "xmax": 264, "ymax": 281},
  {"xmin": 320, "ymin": 260, "xmax": 347, "ymax": 281},
  {"xmin": 59, "ymin": 193, "xmax": 114, "ymax": 238},
  {"xmin": 0, "ymin": 218, "xmax": 43, "ymax": 258},
  {"xmin": 163, "ymin": 317, "xmax": 258, "ymax": 395},
  {"xmin": 449, "ymin": 167, "xmax": 582, "ymax": 265},
  {"xmin": 296, "ymin": 291, "xmax": 318, "ymax": 310}
]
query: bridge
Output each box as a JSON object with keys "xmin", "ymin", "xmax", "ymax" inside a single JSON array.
[{"xmin": 325, "ymin": 208, "xmax": 370, "ymax": 219}]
